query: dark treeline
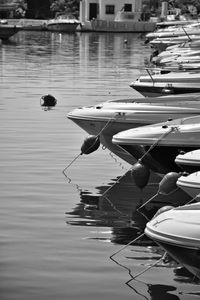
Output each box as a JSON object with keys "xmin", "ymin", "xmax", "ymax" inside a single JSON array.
[
  {"xmin": 16, "ymin": 0, "xmax": 80, "ymax": 19},
  {"xmin": 9, "ymin": 0, "xmax": 200, "ymax": 19}
]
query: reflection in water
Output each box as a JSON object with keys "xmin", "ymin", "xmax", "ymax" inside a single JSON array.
[
  {"xmin": 147, "ymin": 284, "xmax": 179, "ymax": 300},
  {"xmin": 1, "ymin": 29, "xmax": 198, "ymax": 300},
  {"xmin": 66, "ymin": 170, "xmax": 155, "ymax": 245},
  {"xmin": 66, "ymin": 164, "xmax": 197, "ymax": 298},
  {"xmin": 66, "ymin": 168, "xmax": 192, "ymax": 245}
]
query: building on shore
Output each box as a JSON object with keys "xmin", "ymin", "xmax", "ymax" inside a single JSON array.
[{"xmin": 79, "ymin": 0, "xmax": 157, "ymax": 32}]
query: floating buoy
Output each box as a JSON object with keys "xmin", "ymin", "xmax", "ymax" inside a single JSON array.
[
  {"xmin": 158, "ymin": 172, "xmax": 180, "ymax": 195},
  {"xmin": 137, "ymin": 172, "xmax": 180, "ymax": 211},
  {"xmin": 131, "ymin": 161, "xmax": 150, "ymax": 190},
  {"xmin": 81, "ymin": 135, "xmax": 100, "ymax": 155},
  {"xmin": 124, "ymin": 39, "xmax": 128, "ymax": 44},
  {"xmin": 179, "ymin": 150, "xmax": 186, "ymax": 155},
  {"xmin": 40, "ymin": 94, "xmax": 57, "ymax": 107}
]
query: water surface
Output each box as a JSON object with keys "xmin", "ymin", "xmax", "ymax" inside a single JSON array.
[{"xmin": 0, "ymin": 30, "xmax": 199, "ymax": 300}]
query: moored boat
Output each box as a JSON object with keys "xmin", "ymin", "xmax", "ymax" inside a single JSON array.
[
  {"xmin": 68, "ymin": 96, "xmax": 200, "ymax": 171},
  {"xmin": 176, "ymin": 171, "xmax": 200, "ymax": 198},
  {"xmin": 112, "ymin": 115, "xmax": 200, "ymax": 174},
  {"xmin": 0, "ymin": 23, "xmax": 21, "ymax": 40},
  {"xmin": 46, "ymin": 14, "xmax": 80, "ymax": 32},
  {"xmin": 130, "ymin": 70, "xmax": 200, "ymax": 97},
  {"xmin": 145, "ymin": 203, "xmax": 200, "ymax": 279},
  {"xmin": 175, "ymin": 149, "xmax": 200, "ymax": 173}
]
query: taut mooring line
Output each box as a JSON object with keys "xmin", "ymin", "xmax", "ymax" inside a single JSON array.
[
  {"xmin": 129, "ymin": 256, "xmax": 164, "ymax": 280},
  {"xmin": 63, "ymin": 153, "xmax": 82, "ymax": 177},
  {"xmin": 139, "ymin": 126, "xmax": 174, "ymax": 163},
  {"xmin": 101, "ymin": 167, "xmax": 133, "ymax": 199},
  {"xmin": 185, "ymin": 193, "xmax": 200, "ymax": 206},
  {"xmin": 63, "ymin": 116, "xmax": 116, "ymax": 177},
  {"xmin": 137, "ymin": 186, "xmax": 179, "ymax": 212},
  {"xmin": 110, "ymin": 254, "xmax": 149, "ymax": 300},
  {"xmin": 110, "ymin": 232, "xmax": 145, "ymax": 259}
]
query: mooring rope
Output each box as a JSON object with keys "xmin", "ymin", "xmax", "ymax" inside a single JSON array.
[
  {"xmin": 96, "ymin": 116, "xmax": 116, "ymax": 137},
  {"xmin": 62, "ymin": 116, "xmax": 116, "ymax": 176},
  {"xmin": 101, "ymin": 126, "xmax": 175, "ymax": 215},
  {"xmin": 101, "ymin": 166, "xmax": 133, "ymax": 199},
  {"xmin": 137, "ymin": 186, "xmax": 180, "ymax": 212},
  {"xmin": 110, "ymin": 231, "xmax": 165, "ymax": 283},
  {"xmin": 103, "ymin": 194, "xmax": 128, "ymax": 217},
  {"xmin": 138, "ymin": 126, "xmax": 174, "ymax": 164},
  {"xmin": 185, "ymin": 193, "xmax": 200, "ymax": 206},
  {"xmin": 110, "ymin": 232, "xmax": 145, "ymax": 259}
]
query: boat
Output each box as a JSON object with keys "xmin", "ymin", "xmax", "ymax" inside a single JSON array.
[
  {"xmin": 112, "ymin": 115, "xmax": 200, "ymax": 174},
  {"xmin": 0, "ymin": 23, "xmax": 21, "ymax": 40},
  {"xmin": 150, "ymin": 35, "xmax": 200, "ymax": 52},
  {"xmin": 175, "ymin": 149, "xmax": 200, "ymax": 173},
  {"xmin": 146, "ymin": 22, "xmax": 200, "ymax": 42},
  {"xmin": 156, "ymin": 19, "xmax": 200, "ymax": 29},
  {"xmin": 145, "ymin": 202, "xmax": 200, "ymax": 279},
  {"xmin": 46, "ymin": 14, "xmax": 80, "ymax": 32},
  {"xmin": 155, "ymin": 42, "xmax": 200, "ymax": 59},
  {"xmin": 67, "ymin": 95, "xmax": 200, "ymax": 171},
  {"xmin": 158, "ymin": 55, "xmax": 200, "ymax": 67},
  {"xmin": 130, "ymin": 70, "xmax": 200, "ymax": 97},
  {"xmin": 176, "ymin": 171, "xmax": 200, "ymax": 198},
  {"xmin": 152, "ymin": 49, "xmax": 200, "ymax": 66}
]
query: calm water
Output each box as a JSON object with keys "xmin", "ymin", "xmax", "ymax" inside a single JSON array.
[{"xmin": 1, "ymin": 30, "xmax": 200, "ymax": 300}]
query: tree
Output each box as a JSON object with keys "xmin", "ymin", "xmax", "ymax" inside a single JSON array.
[
  {"xmin": 26, "ymin": 0, "xmax": 51, "ymax": 18},
  {"xmin": 50, "ymin": 0, "xmax": 79, "ymax": 18}
]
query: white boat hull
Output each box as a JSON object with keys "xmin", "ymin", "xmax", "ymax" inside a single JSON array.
[
  {"xmin": 130, "ymin": 71, "xmax": 200, "ymax": 97},
  {"xmin": 145, "ymin": 203, "xmax": 200, "ymax": 279},
  {"xmin": 175, "ymin": 149, "xmax": 200, "ymax": 173},
  {"xmin": 47, "ymin": 22, "xmax": 79, "ymax": 32},
  {"xmin": 177, "ymin": 171, "xmax": 200, "ymax": 198},
  {"xmin": 68, "ymin": 99, "xmax": 200, "ymax": 172},
  {"xmin": 112, "ymin": 115, "xmax": 200, "ymax": 173}
]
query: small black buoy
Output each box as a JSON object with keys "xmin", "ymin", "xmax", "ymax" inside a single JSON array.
[
  {"xmin": 40, "ymin": 94, "xmax": 57, "ymax": 107},
  {"xmin": 81, "ymin": 135, "xmax": 100, "ymax": 155},
  {"xmin": 181, "ymin": 171, "xmax": 189, "ymax": 177},
  {"xmin": 162, "ymin": 124, "xmax": 168, "ymax": 129},
  {"xmin": 124, "ymin": 39, "xmax": 128, "ymax": 44},
  {"xmin": 179, "ymin": 150, "xmax": 186, "ymax": 155},
  {"xmin": 158, "ymin": 172, "xmax": 181, "ymax": 195},
  {"xmin": 131, "ymin": 161, "xmax": 150, "ymax": 190}
]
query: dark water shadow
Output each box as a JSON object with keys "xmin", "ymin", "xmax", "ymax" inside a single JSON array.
[
  {"xmin": 65, "ymin": 169, "xmax": 197, "ymax": 298},
  {"xmin": 66, "ymin": 169, "xmax": 192, "ymax": 245}
]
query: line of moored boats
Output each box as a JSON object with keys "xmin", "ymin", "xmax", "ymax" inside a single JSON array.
[{"xmin": 67, "ymin": 19, "xmax": 200, "ymax": 281}]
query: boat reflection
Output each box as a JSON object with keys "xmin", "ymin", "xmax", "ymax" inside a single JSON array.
[
  {"xmin": 147, "ymin": 284, "xmax": 179, "ymax": 300},
  {"xmin": 66, "ymin": 170, "xmax": 198, "ymax": 298},
  {"xmin": 66, "ymin": 170, "xmax": 192, "ymax": 246}
]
